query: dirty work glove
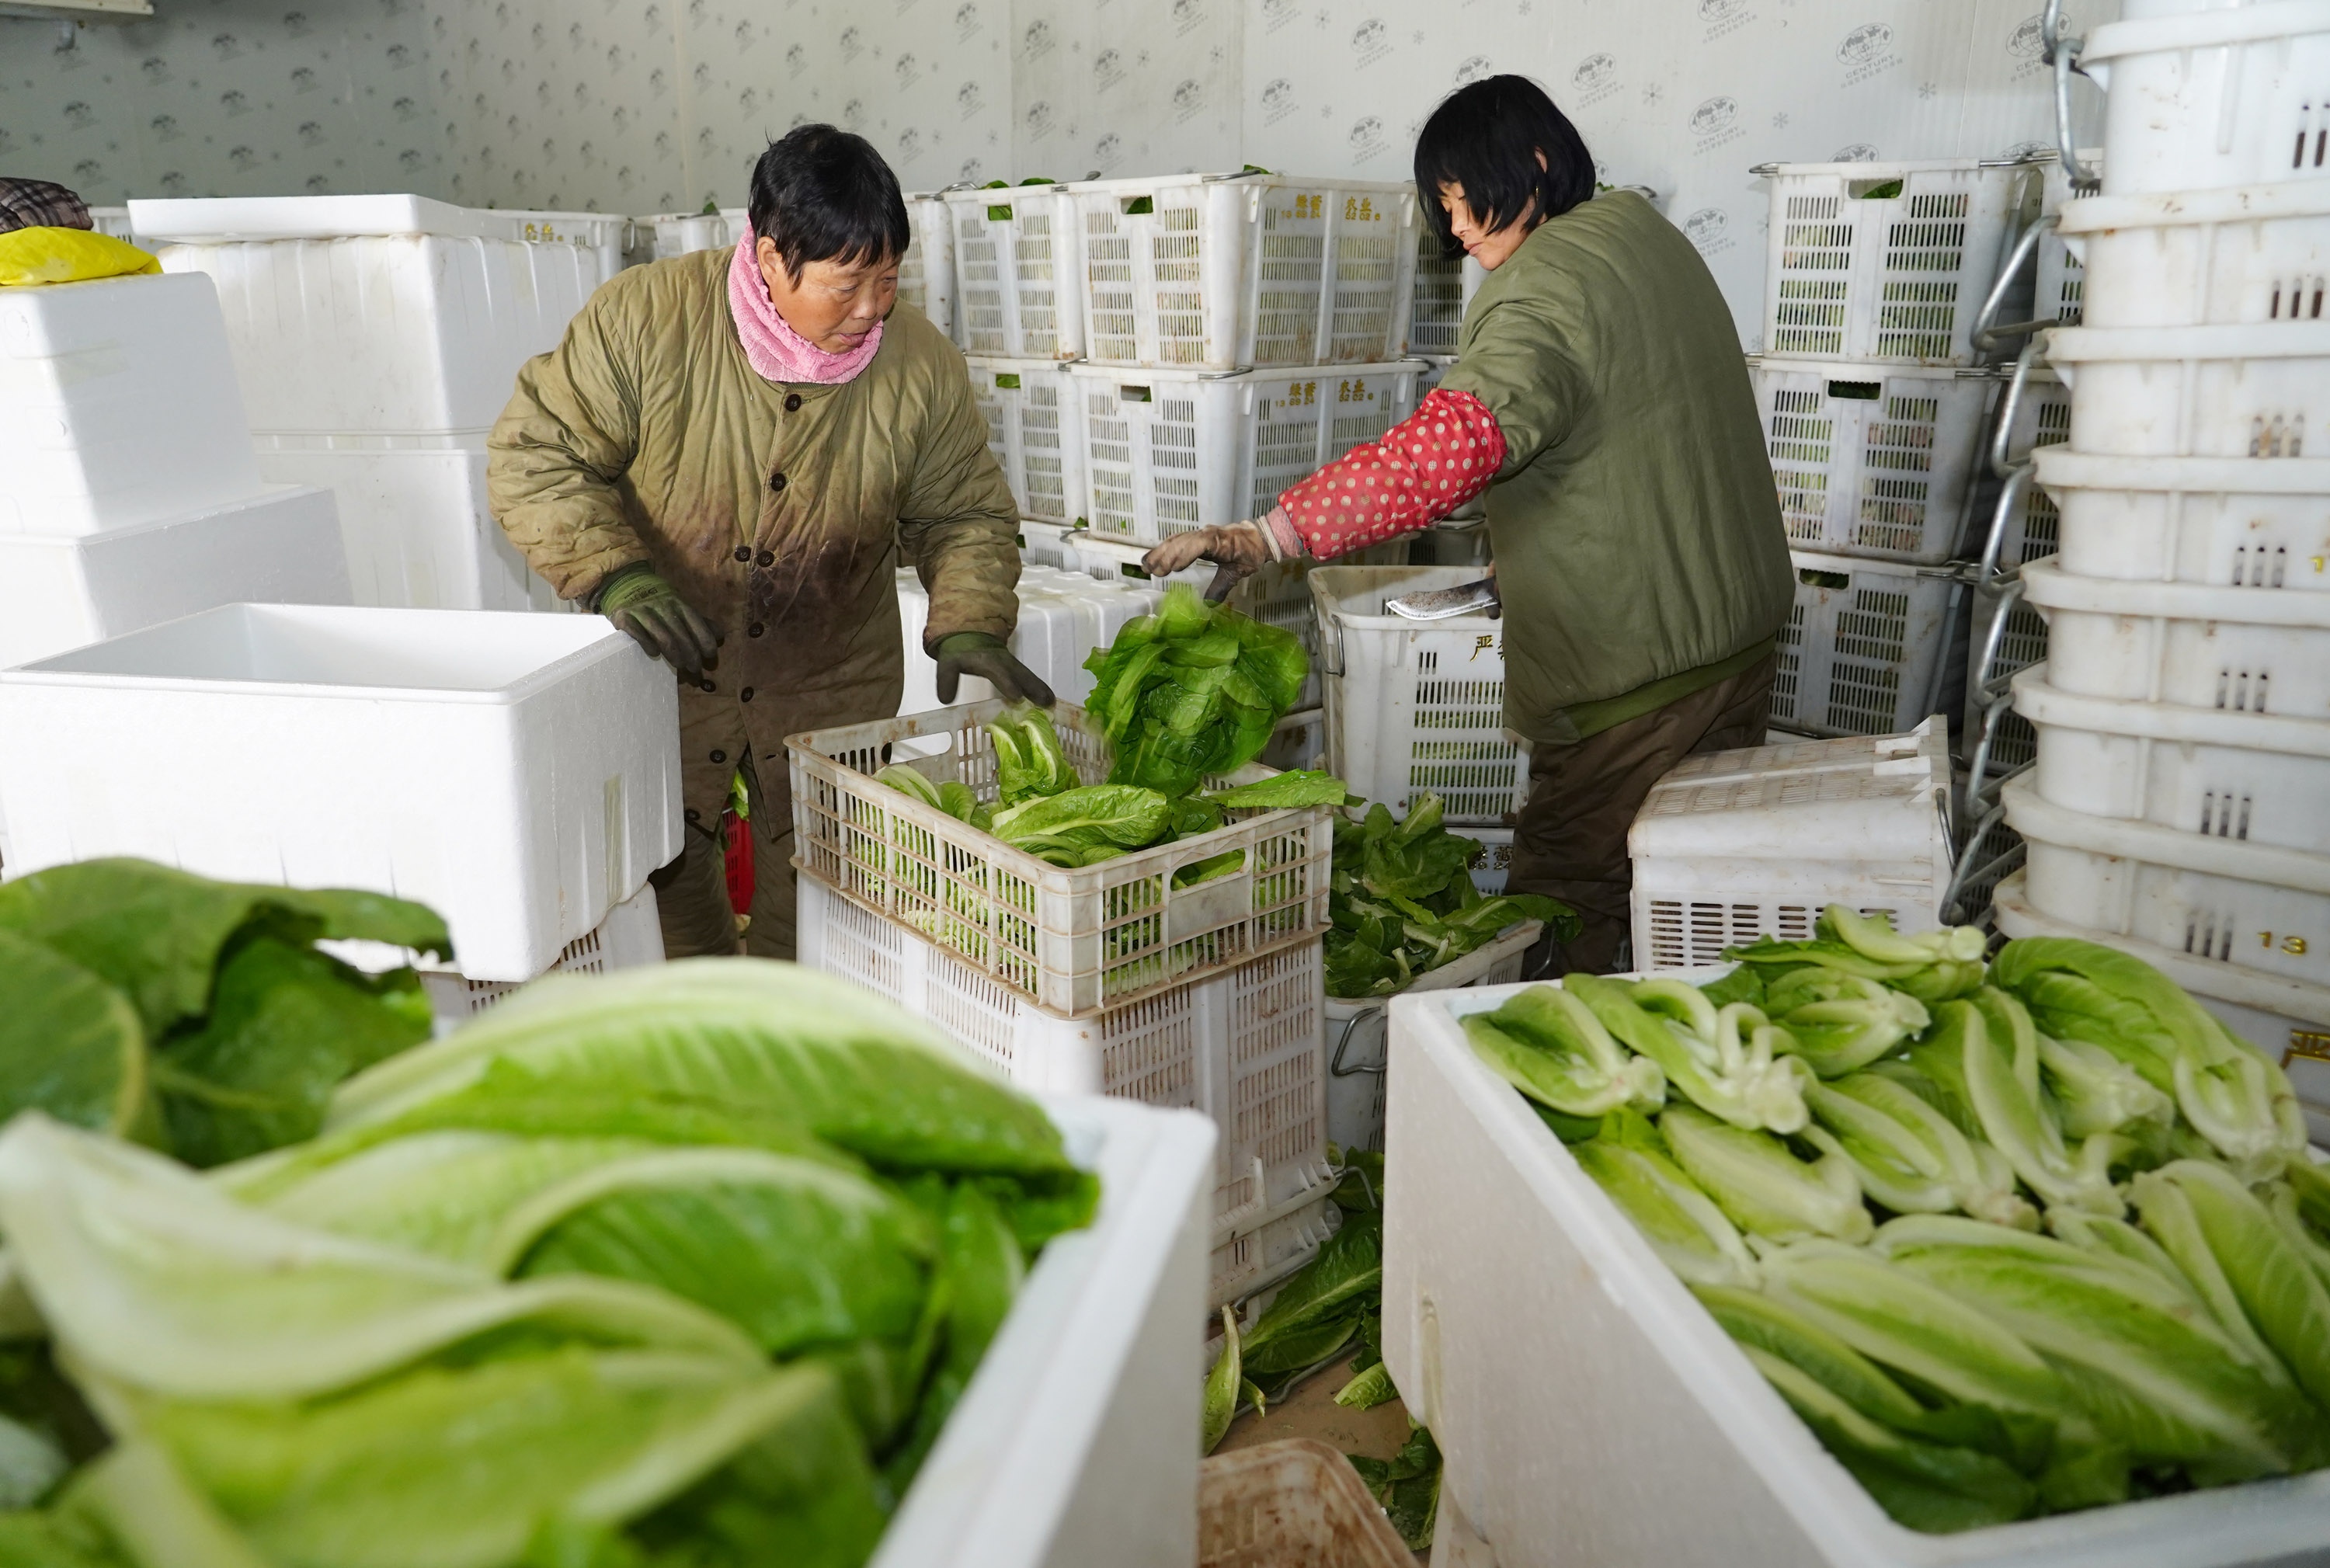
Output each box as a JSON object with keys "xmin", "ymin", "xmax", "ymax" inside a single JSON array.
[
  {"xmin": 934, "ymin": 632, "xmax": 1055, "ymax": 708},
  {"xmin": 1141, "ymin": 519, "xmax": 1275, "ymax": 603},
  {"xmin": 594, "ymin": 564, "xmax": 722, "ymax": 680}
]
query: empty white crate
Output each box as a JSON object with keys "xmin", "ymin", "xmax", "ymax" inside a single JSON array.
[
  {"xmin": 2005, "ymin": 774, "xmax": 2330, "ymax": 991},
  {"xmin": 2050, "ymin": 322, "xmax": 2330, "ymax": 456},
  {"xmin": 1752, "ymin": 359, "xmax": 1997, "ymax": 563},
  {"xmin": 1773, "ymin": 551, "xmax": 1962, "ymax": 738},
  {"xmin": 1629, "ymin": 720, "xmax": 1952, "ymax": 970},
  {"xmin": 0, "ymin": 271, "xmax": 263, "ymax": 536},
  {"xmin": 646, "ymin": 207, "xmax": 746, "ymax": 259},
  {"xmin": 2022, "ymin": 556, "xmax": 2330, "ymax": 714},
  {"xmin": 1310, "ymin": 565, "xmax": 1526, "ymax": 826},
  {"xmin": 947, "ymin": 185, "xmax": 1084, "ymax": 360},
  {"xmin": 2030, "ymin": 448, "xmax": 2330, "ymax": 587},
  {"xmin": 0, "ymin": 604, "xmax": 683, "ymax": 981},
  {"xmin": 1407, "ymin": 233, "xmax": 1486, "ymax": 356},
  {"xmin": 0, "ymin": 486, "xmax": 350, "ymax": 672},
  {"xmin": 2059, "ymin": 182, "xmax": 2330, "ymax": 329},
  {"xmin": 2080, "ymin": 2, "xmax": 2330, "ymax": 196},
  {"xmin": 415, "ymin": 882, "xmax": 663, "ymax": 1029},
  {"xmin": 967, "ymin": 356, "xmax": 1090, "ymax": 527},
  {"xmin": 252, "ymin": 435, "xmax": 562, "ymax": 613},
  {"xmin": 1761, "ymin": 159, "xmax": 2041, "ymax": 365},
  {"xmin": 136, "ymin": 195, "xmax": 608, "ymax": 436},
  {"xmin": 2015, "ymin": 667, "xmax": 2330, "ymax": 853},
  {"xmin": 1074, "ymin": 174, "xmax": 1420, "ymax": 370},
  {"xmin": 894, "ymin": 565, "xmax": 1159, "ymax": 715},
  {"xmin": 1073, "ymin": 361, "xmax": 1421, "ymax": 548},
  {"xmin": 798, "ymin": 877, "xmax": 1333, "ymax": 1306},
  {"xmin": 897, "ymin": 194, "xmax": 956, "ymax": 343},
  {"xmin": 1380, "ymin": 975, "xmax": 2330, "ymax": 1568}
]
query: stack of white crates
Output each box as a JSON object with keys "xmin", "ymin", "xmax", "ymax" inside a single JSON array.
[
  {"xmin": 892, "ymin": 563, "xmax": 1160, "ymax": 715},
  {"xmin": 130, "ymin": 196, "xmax": 626, "ymax": 614},
  {"xmin": 1991, "ymin": 0, "xmax": 2330, "ymax": 1104},
  {"xmin": 0, "ymin": 267, "xmax": 350, "ymax": 673}
]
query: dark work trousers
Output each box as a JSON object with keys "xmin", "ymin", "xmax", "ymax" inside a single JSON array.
[{"xmin": 647, "ymin": 750, "xmax": 799, "ymax": 961}]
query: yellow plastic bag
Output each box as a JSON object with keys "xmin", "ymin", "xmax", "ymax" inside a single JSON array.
[{"xmin": 0, "ymin": 227, "xmax": 162, "ymax": 287}]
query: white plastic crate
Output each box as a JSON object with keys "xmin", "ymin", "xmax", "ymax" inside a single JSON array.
[
  {"xmin": 1772, "ymin": 551, "xmax": 1963, "ymax": 739},
  {"xmin": 137, "ymin": 195, "xmax": 607, "ymax": 437},
  {"xmin": 0, "ymin": 487, "xmax": 350, "ymax": 672},
  {"xmin": 1468, "ymin": 826, "xmax": 1517, "ymax": 897},
  {"xmin": 1074, "ymin": 174, "xmax": 1418, "ymax": 370},
  {"xmin": 1965, "ymin": 575, "xmax": 2050, "ymax": 774},
  {"xmin": 1988, "ymin": 370, "xmax": 2073, "ymax": 570},
  {"xmin": 1017, "ymin": 519, "xmax": 1082, "ymax": 570},
  {"xmin": 2033, "ymin": 157, "xmax": 2090, "ymax": 329},
  {"xmin": 1752, "ymin": 360, "xmax": 1997, "ymax": 563},
  {"xmin": 1323, "ymin": 920, "xmax": 1536, "ymax": 1156},
  {"xmin": 788, "ymin": 698, "xmax": 1334, "ymax": 1017},
  {"xmin": 1379, "ymin": 975, "xmax": 2330, "ymax": 1568},
  {"xmin": 0, "ymin": 271, "xmax": 264, "ymax": 537},
  {"xmin": 896, "ymin": 194, "xmax": 957, "ymax": 343},
  {"xmin": 1414, "ymin": 517, "xmax": 1492, "ymax": 566},
  {"xmin": 1627, "ymin": 720, "xmax": 1952, "ymax": 970},
  {"xmin": 1071, "ymin": 361, "xmax": 1421, "ymax": 548},
  {"xmin": 0, "ymin": 604, "xmax": 683, "ymax": 981},
  {"xmin": 1406, "ymin": 233, "xmax": 1485, "ymax": 356},
  {"xmin": 252, "ymin": 435, "xmax": 564, "ymax": 613},
  {"xmin": 1258, "ymin": 708, "xmax": 1323, "ymax": 775},
  {"xmin": 645, "ymin": 208, "xmax": 747, "ymax": 259},
  {"xmin": 414, "ymin": 883, "xmax": 662, "ymax": 1029},
  {"xmin": 1760, "ymin": 160, "xmax": 2041, "ymax": 365},
  {"xmin": 85, "ymin": 207, "xmax": 133, "ymax": 240},
  {"xmin": 1310, "ymin": 565, "xmax": 1526, "ymax": 826},
  {"xmin": 2005, "ymin": 774, "xmax": 2330, "ymax": 993},
  {"xmin": 2022, "ymin": 557, "xmax": 2330, "ymax": 715},
  {"xmin": 2015, "ymin": 667, "xmax": 2330, "ymax": 854},
  {"xmin": 2030, "ymin": 448, "xmax": 2330, "ymax": 588},
  {"xmin": 2050, "ymin": 322, "xmax": 2330, "ymax": 457},
  {"xmin": 797, "ymin": 877, "xmax": 1332, "ymax": 1303},
  {"xmin": 2059, "ymin": 183, "xmax": 2330, "ymax": 329},
  {"xmin": 2080, "ymin": 2, "xmax": 2330, "ymax": 196},
  {"xmin": 893, "ymin": 565, "xmax": 1159, "ymax": 715},
  {"xmin": 946, "ymin": 185, "xmax": 1084, "ymax": 360},
  {"xmin": 966, "ymin": 356, "xmax": 1090, "ymax": 526}
]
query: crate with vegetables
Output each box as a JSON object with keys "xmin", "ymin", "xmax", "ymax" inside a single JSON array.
[{"xmin": 1385, "ymin": 905, "xmax": 2330, "ymax": 1566}]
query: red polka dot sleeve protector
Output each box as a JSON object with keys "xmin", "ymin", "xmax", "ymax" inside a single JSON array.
[{"xmin": 1272, "ymin": 388, "xmax": 1508, "ymax": 560}]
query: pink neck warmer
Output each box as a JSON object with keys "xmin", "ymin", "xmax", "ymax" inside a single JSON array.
[{"xmin": 727, "ymin": 238, "xmax": 883, "ymax": 385}]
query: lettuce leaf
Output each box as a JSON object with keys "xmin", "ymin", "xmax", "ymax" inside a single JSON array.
[{"xmin": 0, "ymin": 930, "xmax": 150, "ymax": 1141}]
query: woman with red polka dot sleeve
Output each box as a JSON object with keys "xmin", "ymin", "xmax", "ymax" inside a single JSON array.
[{"xmin": 1143, "ymin": 75, "xmax": 1794, "ymax": 978}]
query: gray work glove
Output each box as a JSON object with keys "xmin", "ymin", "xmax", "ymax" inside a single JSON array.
[
  {"xmin": 1140, "ymin": 519, "xmax": 1274, "ymax": 602},
  {"xmin": 934, "ymin": 631, "xmax": 1055, "ymax": 707},
  {"xmin": 594, "ymin": 564, "xmax": 723, "ymax": 680}
]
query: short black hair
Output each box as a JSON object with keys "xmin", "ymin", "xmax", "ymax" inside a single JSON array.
[
  {"xmin": 1414, "ymin": 75, "xmax": 1595, "ymax": 255},
  {"xmin": 746, "ymin": 124, "xmax": 910, "ymax": 283}
]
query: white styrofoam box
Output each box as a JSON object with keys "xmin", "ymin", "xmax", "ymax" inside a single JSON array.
[
  {"xmin": 894, "ymin": 565, "xmax": 1160, "ymax": 716},
  {"xmin": 2029, "ymin": 448, "xmax": 2330, "ymax": 588},
  {"xmin": 2059, "ymin": 182, "xmax": 2330, "ymax": 330},
  {"xmin": 946, "ymin": 185, "xmax": 1084, "ymax": 360},
  {"xmin": 2006, "ymin": 774, "xmax": 2330, "ymax": 991},
  {"xmin": 134, "ymin": 195, "xmax": 604, "ymax": 253},
  {"xmin": 1380, "ymin": 975, "xmax": 2330, "ymax": 1568},
  {"xmin": 1407, "ymin": 232, "xmax": 1486, "ymax": 356},
  {"xmin": 797, "ymin": 877, "xmax": 1332, "ymax": 1305},
  {"xmin": 252, "ymin": 434, "xmax": 563, "ymax": 613},
  {"xmin": 2079, "ymin": 2, "xmax": 2330, "ymax": 196},
  {"xmin": 1629, "ymin": 720, "xmax": 1952, "ymax": 970},
  {"xmin": 1310, "ymin": 565, "xmax": 1525, "ymax": 826},
  {"xmin": 1760, "ymin": 159, "xmax": 2043, "ymax": 365},
  {"xmin": 415, "ymin": 883, "xmax": 662, "ymax": 1030},
  {"xmin": 1751, "ymin": 359, "xmax": 1997, "ymax": 564},
  {"xmin": 645, "ymin": 208, "xmax": 747, "ymax": 260},
  {"xmin": 0, "ymin": 604, "xmax": 683, "ymax": 982},
  {"xmin": 85, "ymin": 207, "xmax": 133, "ymax": 240},
  {"xmin": 0, "ymin": 271, "xmax": 264, "ymax": 537},
  {"xmin": 2014, "ymin": 666, "xmax": 2330, "ymax": 853},
  {"xmin": 1259, "ymin": 708, "xmax": 1324, "ymax": 775},
  {"xmin": 896, "ymin": 195, "xmax": 958, "ymax": 342},
  {"xmin": 1323, "ymin": 920, "xmax": 1536, "ymax": 1156},
  {"xmin": 2050, "ymin": 321, "xmax": 2330, "ymax": 457},
  {"xmin": 1984, "ymin": 369, "xmax": 2073, "ymax": 571},
  {"xmin": 966, "ymin": 356, "xmax": 1090, "ymax": 527},
  {"xmin": 874, "ymin": 1092, "xmax": 1212, "ymax": 1568},
  {"xmin": 2022, "ymin": 556, "xmax": 2330, "ymax": 715},
  {"xmin": 1073, "ymin": 174, "xmax": 1420, "ymax": 370},
  {"xmin": 1773, "ymin": 551, "xmax": 1963, "ymax": 739},
  {"xmin": 0, "ymin": 486, "xmax": 350, "ymax": 673},
  {"xmin": 1073, "ymin": 362, "xmax": 1422, "ymax": 548}
]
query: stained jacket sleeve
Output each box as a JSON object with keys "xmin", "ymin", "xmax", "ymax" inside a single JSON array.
[
  {"xmin": 897, "ymin": 351, "xmax": 1021, "ymax": 651},
  {"xmin": 486, "ymin": 284, "xmax": 655, "ymax": 605},
  {"xmin": 1439, "ymin": 297, "xmax": 1591, "ymax": 479}
]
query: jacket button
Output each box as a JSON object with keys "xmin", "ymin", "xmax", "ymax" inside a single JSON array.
[
  {"xmin": 756, "ymin": 549, "xmax": 774, "ymax": 566},
  {"xmin": 684, "ymin": 807, "xmax": 701, "ymax": 822},
  {"xmin": 748, "ymin": 622, "xmax": 765, "ymax": 637},
  {"xmin": 784, "ymin": 394, "xmax": 802, "ymax": 412},
  {"xmin": 733, "ymin": 546, "xmax": 750, "ymax": 561},
  {"xmin": 699, "ymin": 679, "xmax": 716, "ymax": 693},
  {"xmin": 741, "ymin": 687, "xmax": 755, "ymax": 701},
  {"xmin": 769, "ymin": 472, "xmax": 788, "ymax": 493},
  {"xmin": 710, "ymin": 749, "xmax": 726, "ymax": 763}
]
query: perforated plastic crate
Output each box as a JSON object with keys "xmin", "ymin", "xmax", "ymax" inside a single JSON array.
[
  {"xmin": 1406, "ymin": 232, "xmax": 1484, "ymax": 356},
  {"xmin": 1751, "ymin": 359, "xmax": 1998, "ymax": 563},
  {"xmin": 414, "ymin": 884, "xmax": 662, "ymax": 1028},
  {"xmin": 1016, "ymin": 519, "xmax": 1081, "ymax": 570},
  {"xmin": 2029, "ymin": 449, "xmax": 2330, "ymax": 589},
  {"xmin": 895, "ymin": 194, "xmax": 956, "ymax": 342},
  {"xmin": 1772, "ymin": 550, "xmax": 1963, "ymax": 738},
  {"xmin": 1988, "ymin": 370, "xmax": 2073, "ymax": 571},
  {"xmin": 645, "ymin": 208, "xmax": 747, "ymax": 259},
  {"xmin": 895, "ymin": 565, "xmax": 1159, "ymax": 715},
  {"xmin": 798, "ymin": 876, "xmax": 1334, "ymax": 1306},
  {"xmin": 1310, "ymin": 565, "xmax": 1527, "ymax": 826},
  {"xmin": 1259, "ymin": 708, "xmax": 1324, "ymax": 775},
  {"xmin": 1323, "ymin": 920, "xmax": 1536, "ymax": 1155},
  {"xmin": 965, "ymin": 356, "xmax": 1089, "ymax": 526},
  {"xmin": 1760, "ymin": 159, "xmax": 2042, "ymax": 365},
  {"xmin": 788, "ymin": 699, "xmax": 1334, "ymax": 1017},
  {"xmin": 1965, "ymin": 574, "xmax": 2049, "ymax": 774},
  {"xmin": 1070, "ymin": 362, "xmax": 1421, "ymax": 548},
  {"xmin": 2059, "ymin": 182, "xmax": 2330, "ymax": 329},
  {"xmin": 1073, "ymin": 174, "xmax": 1418, "ymax": 370},
  {"xmin": 2051, "ymin": 322, "xmax": 2330, "ymax": 457},
  {"xmin": 2078, "ymin": 3, "xmax": 2330, "ymax": 196},
  {"xmin": 1468, "ymin": 826, "xmax": 1517, "ymax": 896},
  {"xmin": 2023, "ymin": 557, "xmax": 2330, "ymax": 716},
  {"xmin": 945, "ymin": 185, "xmax": 1083, "ymax": 360},
  {"xmin": 2035, "ymin": 157, "xmax": 2090, "ymax": 328}
]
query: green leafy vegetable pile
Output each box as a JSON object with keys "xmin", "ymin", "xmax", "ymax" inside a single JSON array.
[
  {"xmin": 1467, "ymin": 906, "xmax": 2326, "ymax": 1535},
  {"xmin": 1327, "ymin": 798, "xmax": 1578, "ymax": 999},
  {"xmin": 0, "ymin": 859, "xmax": 449, "ymax": 1169},
  {"xmin": 0, "ymin": 960, "xmax": 1098, "ymax": 1568},
  {"xmin": 1083, "ymin": 583, "xmax": 1309, "ymax": 798}
]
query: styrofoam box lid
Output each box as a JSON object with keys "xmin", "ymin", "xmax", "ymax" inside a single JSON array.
[
  {"xmin": 127, "ymin": 194, "xmax": 601, "ymax": 245},
  {"xmin": 1629, "ymin": 718, "xmax": 1949, "ymax": 860}
]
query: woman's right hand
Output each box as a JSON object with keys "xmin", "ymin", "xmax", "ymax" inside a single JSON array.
[{"xmin": 1140, "ymin": 520, "xmax": 1273, "ymax": 602}]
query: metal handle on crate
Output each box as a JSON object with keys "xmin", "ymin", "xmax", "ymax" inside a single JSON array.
[
  {"xmin": 1942, "ymin": 790, "xmax": 2027, "ymax": 927},
  {"xmin": 1970, "ymin": 576, "xmax": 2030, "ymax": 699},
  {"xmin": 2044, "ymin": 0, "xmax": 2104, "ymax": 193},
  {"xmin": 1970, "ymin": 217, "xmax": 2060, "ymax": 356},
  {"xmin": 1977, "ymin": 467, "xmax": 2034, "ymax": 582},
  {"xmin": 1988, "ymin": 338, "xmax": 2050, "ymax": 480},
  {"xmin": 1329, "ymin": 1006, "xmax": 1389, "ymax": 1078}
]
